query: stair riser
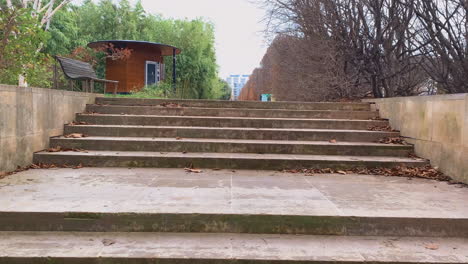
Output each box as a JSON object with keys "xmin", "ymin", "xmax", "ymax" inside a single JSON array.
[
  {"xmin": 0, "ymin": 212, "xmax": 466, "ymax": 237},
  {"xmin": 50, "ymin": 138, "xmax": 413, "ymax": 157},
  {"xmin": 76, "ymin": 115, "xmax": 388, "ymax": 130},
  {"xmin": 86, "ymin": 105, "xmax": 379, "ymax": 119},
  {"xmin": 97, "ymin": 98, "xmax": 372, "ymax": 111},
  {"xmin": 33, "ymin": 154, "xmax": 427, "ymax": 170},
  {"xmin": 65, "ymin": 126, "xmax": 401, "ymax": 142}
]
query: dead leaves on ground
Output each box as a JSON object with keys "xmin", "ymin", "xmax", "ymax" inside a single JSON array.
[
  {"xmin": 46, "ymin": 146, "xmax": 88, "ymax": 153},
  {"xmin": 329, "ymin": 139, "xmax": 337, "ymax": 144},
  {"xmin": 159, "ymin": 102, "xmax": 187, "ymax": 108},
  {"xmin": 102, "ymin": 239, "xmax": 116, "ymax": 246},
  {"xmin": 64, "ymin": 133, "xmax": 88, "ymax": 138},
  {"xmin": 425, "ymin": 243, "xmax": 440, "ymax": 250},
  {"xmin": 368, "ymin": 125, "xmax": 398, "ymax": 132},
  {"xmin": 378, "ymin": 137, "xmax": 409, "ymax": 145},
  {"xmin": 1, "ymin": 163, "xmax": 85, "ymax": 179},
  {"xmin": 185, "ymin": 168, "xmax": 203, "ymax": 173},
  {"xmin": 282, "ymin": 165, "xmax": 466, "ymax": 186},
  {"xmin": 68, "ymin": 121, "xmax": 90, "ymax": 126}
]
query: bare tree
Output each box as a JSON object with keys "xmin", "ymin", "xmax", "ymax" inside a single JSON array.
[
  {"xmin": 255, "ymin": 0, "xmax": 433, "ymax": 99},
  {"xmin": 411, "ymin": 0, "xmax": 468, "ymax": 93}
]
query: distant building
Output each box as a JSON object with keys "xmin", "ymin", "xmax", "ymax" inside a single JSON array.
[{"xmin": 226, "ymin": 74, "xmax": 250, "ymax": 100}]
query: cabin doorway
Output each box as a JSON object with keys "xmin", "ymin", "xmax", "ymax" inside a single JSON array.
[{"xmin": 145, "ymin": 61, "xmax": 160, "ymax": 86}]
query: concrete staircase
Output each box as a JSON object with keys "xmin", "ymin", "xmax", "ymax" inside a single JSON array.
[
  {"xmin": 33, "ymin": 97, "xmax": 427, "ymax": 170},
  {"xmin": 3, "ymin": 98, "xmax": 466, "ymax": 263}
]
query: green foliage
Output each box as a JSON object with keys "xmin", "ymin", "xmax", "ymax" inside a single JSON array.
[
  {"xmin": 0, "ymin": 7, "xmax": 50, "ymax": 85},
  {"xmin": 107, "ymin": 82, "xmax": 173, "ymax": 99},
  {"xmin": 43, "ymin": 0, "xmax": 226, "ymax": 99},
  {"xmin": 0, "ymin": 0, "xmax": 227, "ymax": 99}
]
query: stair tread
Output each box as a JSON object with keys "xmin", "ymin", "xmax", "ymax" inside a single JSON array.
[
  {"xmin": 66, "ymin": 124, "xmax": 398, "ymax": 134},
  {"xmin": 54, "ymin": 136, "xmax": 411, "ymax": 147},
  {"xmin": 90, "ymin": 104, "xmax": 378, "ymax": 112},
  {"xmin": 79, "ymin": 113, "xmax": 384, "ymax": 122},
  {"xmin": 35, "ymin": 150, "xmax": 424, "ymax": 162},
  {"xmin": 1, "ymin": 231, "xmax": 467, "ymax": 262}
]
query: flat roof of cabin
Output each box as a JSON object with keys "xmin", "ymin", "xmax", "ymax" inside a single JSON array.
[{"xmin": 87, "ymin": 40, "xmax": 181, "ymax": 56}]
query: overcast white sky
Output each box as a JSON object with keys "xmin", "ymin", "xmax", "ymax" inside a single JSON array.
[
  {"xmin": 75, "ymin": 0, "xmax": 268, "ymax": 78},
  {"xmin": 141, "ymin": 0, "xmax": 267, "ymax": 78}
]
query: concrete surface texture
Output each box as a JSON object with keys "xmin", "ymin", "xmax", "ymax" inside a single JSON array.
[
  {"xmin": 4, "ymin": 97, "xmax": 468, "ymax": 262},
  {"xmin": 0, "ymin": 85, "xmax": 101, "ymax": 173},
  {"xmin": 366, "ymin": 94, "xmax": 468, "ymax": 184},
  {"xmin": 0, "ymin": 168, "xmax": 468, "ymax": 262},
  {"xmin": 34, "ymin": 97, "xmax": 428, "ymax": 170}
]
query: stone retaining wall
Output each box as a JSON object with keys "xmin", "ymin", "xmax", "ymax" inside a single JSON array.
[
  {"xmin": 365, "ymin": 94, "xmax": 468, "ymax": 184},
  {"xmin": 0, "ymin": 85, "xmax": 102, "ymax": 173}
]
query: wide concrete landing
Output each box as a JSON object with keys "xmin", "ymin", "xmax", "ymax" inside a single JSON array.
[
  {"xmin": 1, "ymin": 232, "xmax": 467, "ymax": 263},
  {"xmin": 0, "ymin": 168, "xmax": 467, "ymax": 236}
]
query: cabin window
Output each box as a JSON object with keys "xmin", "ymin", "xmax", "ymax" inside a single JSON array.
[{"xmin": 145, "ymin": 61, "xmax": 160, "ymax": 86}]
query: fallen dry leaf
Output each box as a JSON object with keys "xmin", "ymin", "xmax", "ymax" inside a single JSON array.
[
  {"xmin": 47, "ymin": 146, "xmax": 62, "ymax": 152},
  {"xmin": 425, "ymin": 243, "xmax": 440, "ymax": 250},
  {"xmin": 176, "ymin": 137, "xmax": 183, "ymax": 140},
  {"xmin": 102, "ymin": 239, "xmax": 116, "ymax": 246},
  {"xmin": 329, "ymin": 139, "xmax": 337, "ymax": 144},
  {"xmin": 64, "ymin": 133, "xmax": 88, "ymax": 139},
  {"xmin": 368, "ymin": 125, "xmax": 398, "ymax": 132},
  {"xmin": 160, "ymin": 102, "xmax": 184, "ymax": 108},
  {"xmin": 378, "ymin": 137, "xmax": 408, "ymax": 145},
  {"xmin": 68, "ymin": 121, "xmax": 90, "ymax": 126},
  {"xmin": 280, "ymin": 165, "xmax": 466, "ymax": 186},
  {"xmin": 184, "ymin": 168, "xmax": 203, "ymax": 173}
]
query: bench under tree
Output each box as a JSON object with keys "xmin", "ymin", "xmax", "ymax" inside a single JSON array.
[{"xmin": 54, "ymin": 56, "xmax": 119, "ymax": 94}]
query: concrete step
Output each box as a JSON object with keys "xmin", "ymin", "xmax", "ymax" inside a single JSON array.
[
  {"xmin": 86, "ymin": 104, "xmax": 380, "ymax": 119},
  {"xmin": 76, "ymin": 114, "xmax": 388, "ymax": 130},
  {"xmin": 0, "ymin": 169, "xmax": 467, "ymax": 237},
  {"xmin": 50, "ymin": 137, "xmax": 413, "ymax": 157},
  {"xmin": 97, "ymin": 97, "xmax": 372, "ymax": 111},
  {"xmin": 1, "ymin": 232, "xmax": 467, "ymax": 263},
  {"xmin": 33, "ymin": 151, "xmax": 428, "ymax": 170},
  {"xmin": 65, "ymin": 125, "xmax": 401, "ymax": 142}
]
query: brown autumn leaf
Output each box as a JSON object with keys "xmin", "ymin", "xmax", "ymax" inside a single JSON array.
[
  {"xmin": 368, "ymin": 125, "xmax": 398, "ymax": 132},
  {"xmin": 64, "ymin": 133, "xmax": 88, "ymax": 139},
  {"xmin": 68, "ymin": 121, "xmax": 90, "ymax": 126},
  {"xmin": 102, "ymin": 239, "xmax": 116, "ymax": 246},
  {"xmin": 176, "ymin": 137, "xmax": 183, "ymax": 140},
  {"xmin": 47, "ymin": 146, "xmax": 62, "ymax": 152},
  {"xmin": 329, "ymin": 139, "xmax": 337, "ymax": 144},
  {"xmin": 337, "ymin": 170, "xmax": 347, "ymax": 175},
  {"xmin": 425, "ymin": 243, "xmax": 440, "ymax": 250},
  {"xmin": 184, "ymin": 168, "xmax": 203, "ymax": 173}
]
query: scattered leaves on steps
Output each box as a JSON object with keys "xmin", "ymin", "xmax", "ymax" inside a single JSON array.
[
  {"xmin": 46, "ymin": 146, "xmax": 88, "ymax": 153},
  {"xmin": 0, "ymin": 163, "xmax": 85, "ymax": 179},
  {"xmin": 283, "ymin": 166, "xmax": 467, "ymax": 187},
  {"xmin": 159, "ymin": 102, "xmax": 187, "ymax": 108},
  {"xmin": 64, "ymin": 133, "xmax": 88, "ymax": 138},
  {"xmin": 68, "ymin": 121, "xmax": 90, "ymax": 126},
  {"xmin": 378, "ymin": 137, "xmax": 409, "ymax": 145},
  {"xmin": 368, "ymin": 125, "xmax": 398, "ymax": 132}
]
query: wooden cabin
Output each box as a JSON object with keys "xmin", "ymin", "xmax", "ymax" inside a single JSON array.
[{"xmin": 87, "ymin": 40, "xmax": 181, "ymax": 94}]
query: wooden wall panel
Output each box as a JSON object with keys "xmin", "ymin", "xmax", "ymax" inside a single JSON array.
[{"xmin": 105, "ymin": 44, "xmax": 163, "ymax": 93}]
